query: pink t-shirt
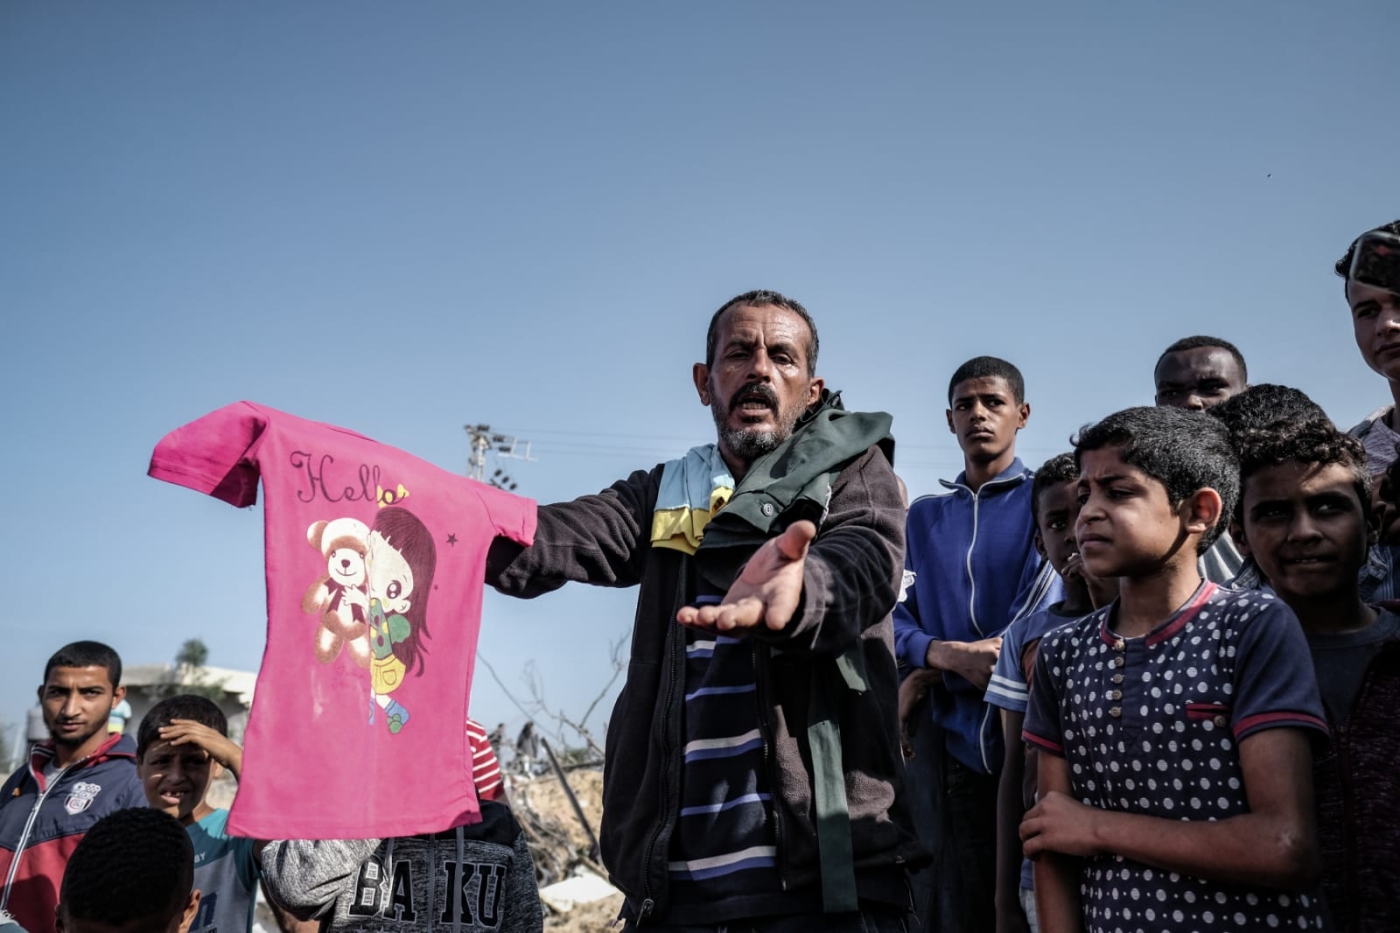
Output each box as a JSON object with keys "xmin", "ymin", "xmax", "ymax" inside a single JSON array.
[{"xmin": 148, "ymin": 401, "xmax": 536, "ymax": 840}]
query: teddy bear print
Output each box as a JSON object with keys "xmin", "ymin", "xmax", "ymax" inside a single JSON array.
[{"xmin": 302, "ymin": 517, "xmax": 372, "ymax": 668}]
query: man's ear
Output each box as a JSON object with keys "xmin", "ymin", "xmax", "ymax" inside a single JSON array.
[
  {"xmin": 175, "ymin": 889, "xmax": 202, "ymax": 933},
  {"xmin": 1016, "ymin": 402, "xmax": 1031, "ymax": 430},
  {"xmin": 111, "ymin": 684, "xmax": 126, "ymax": 712},
  {"xmin": 693, "ymin": 363, "xmax": 712, "ymax": 407},
  {"xmin": 1034, "ymin": 531, "xmax": 1048, "ymax": 562},
  {"xmin": 806, "ymin": 376, "xmax": 825, "ymax": 407},
  {"xmin": 945, "ymin": 409, "xmax": 956, "ymax": 435},
  {"xmin": 1182, "ymin": 488, "xmax": 1224, "ymax": 538}
]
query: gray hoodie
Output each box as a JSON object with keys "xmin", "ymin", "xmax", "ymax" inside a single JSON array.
[{"xmin": 260, "ymin": 802, "xmax": 543, "ymax": 933}]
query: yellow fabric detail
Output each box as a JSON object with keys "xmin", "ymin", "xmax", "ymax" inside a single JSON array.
[
  {"xmin": 371, "ymin": 654, "xmax": 406, "ymax": 695},
  {"xmin": 650, "ymin": 485, "xmax": 733, "ymax": 555}
]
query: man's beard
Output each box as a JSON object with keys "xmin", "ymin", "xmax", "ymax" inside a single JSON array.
[{"xmin": 710, "ymin": 381, "xmax": 802, "ymax": 464}]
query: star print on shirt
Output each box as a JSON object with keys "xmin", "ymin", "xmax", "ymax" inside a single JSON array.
[{"xmin": 446, "ymin": 533, "xmax": 458, "ymax": 546}]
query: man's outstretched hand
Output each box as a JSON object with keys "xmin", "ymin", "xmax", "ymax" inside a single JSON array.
[{"xmin": 677, "ymin": 520, "xmax": 816, "ymax": 633}]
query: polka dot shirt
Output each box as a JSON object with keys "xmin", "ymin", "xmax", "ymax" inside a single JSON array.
[{"xmin": 1024, "ymin": 582, "xmax": 1332, "ymax": 932}]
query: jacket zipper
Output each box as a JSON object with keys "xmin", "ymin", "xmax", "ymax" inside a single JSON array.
[
  {"xmin": 638, "ymin": 619, "xmax": 683, "ymax": 924},
  {"xmin": 965, "ymin": 485, "xmax": 983, "ymax": 637},
  {"xmin": 947, "ymin": 472, "xmax": 1023, "ymax": 640},
  {"xmin": 0, "ymin": 756, "xmax": 76, "ymax": 910}
]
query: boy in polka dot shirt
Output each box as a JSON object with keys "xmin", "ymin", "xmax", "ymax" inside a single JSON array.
[
  {"xmin": 1022, "ymin": 407, "xmax": 1331, "ymax": 933},
  {"xmin": 1235, "ymin": 418, "xmax": 1400, "ymax": 933}
]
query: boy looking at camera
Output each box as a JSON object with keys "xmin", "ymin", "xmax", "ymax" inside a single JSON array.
[
  {"xmin": 1022, "ymin": 406, "xmax": 1330, "ymax": 933},
  {"xmin": 894, "ymin": 356, "xmax": 1060, "ymax": 932},
  {"xmin": 137, "ymin": 695, "xmax": 259, "ymax": 933},
  {"xmin": 1235, "ymin": 419, "xmax": 1400, "ymax": 932}
]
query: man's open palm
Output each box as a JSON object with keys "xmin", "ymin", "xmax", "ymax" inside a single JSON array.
[{"xmin": 677, "ymin": 520, "xmax": 816, "ymax": 633}]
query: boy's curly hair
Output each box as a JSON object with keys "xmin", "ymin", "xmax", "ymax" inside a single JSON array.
[
  {"xmin": 1207, "ymin": 384, "xmax": 1329, "ymax": 449},
  {"xmin": 1235, "ymin": 418, "xmax": 1371, "ymax": 522},
  {"xmin": 1073, "ymin": 407, "xmax": 1238, "ymax": 554},
  {"xmin": 61, "ymin": 808, "xmax": 193, "ymax": 926}
]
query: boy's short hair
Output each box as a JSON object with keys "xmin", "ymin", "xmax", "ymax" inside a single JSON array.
[
  {"xmin": 1073, "ymin": 406, "xmax": 1238, "ymax": 553},
  {"xmin": 1335, "ymin": 220, "xmax": 1400, "ymax": 285},
  {"xmin": 1156, "ymin": 336, "xmax": 1248, "ymax": 382},
  {"xmin": 1236, "ymin": 418, "xmax": 1372, "ymax": 522},
  {"xmin": 1207, "ymin": 384, "xmax": 1329, "ymax": 448},
  {"xmin": 947, "ymin": 356, "xmax": 1024, "ymax": 405},
  {"xmin": 137, "ymin": 694, "xmax": 227, "ymax": 760},
  {"xmin": 60, "ymin": 807, "xmax": 193, "ymax": 928},
  {"xmin": 44, "ymin": 642, "xmax": 121, "ymax": 689},
  {"xmin": 1031, "ymin": 453, "xmax": 1079, "ymax": 525}
]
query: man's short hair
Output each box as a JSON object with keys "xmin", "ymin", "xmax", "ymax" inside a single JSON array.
[
  {"xmin": 705, "ymin": 290, "xmax": 819, "ymax": 376},
  {"xmin": 1073, "ymin": 406, "xmax": 1239, "ymax": 553},
  {"xmin": 947, "ymin": 356, "xmax": 1025, "ymax": 405},
  {"xmin": 1207, "ymin": 384, "xmax": 1329, "ymax": 450},
  {"xmin": 1031, "ymin": 452, "xmax": 1079, "ymax": 522},
  {"xmin": 60, "ymin": 808, "xmax": 193, "ymax": 928},
  {"xmin": 1235, "ymin": 418, "xmax": 1371, "ymax": 524},
  {"xmin": 137, "ymin": 695, "xmax": 227, "ymax": 760},
  {"xmin": 44, "ymin": 642, "xmax": 122, "ymax": 689},
  {"xmin": 1335, "ymin": 220, "xmax": 1400, "ymax": 285},
  {"xmin": 1155, "ymin": 336, "xmax": 1248, "ymax": 382}
]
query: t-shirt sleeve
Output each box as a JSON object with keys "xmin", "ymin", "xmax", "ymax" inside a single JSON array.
[
  {"xmin": 148, "ymin": 401, "xmax": 268, "ymax": 507},
  {"xmin": 1230, "ymin": 599, "xmax": 1329, "ymax": 743},
  {"xmin": 467, "ymin": 719, "xmax": 504, "ymax": 801},
  {"xmin": 986, "ymin": 617, "xmax": 1029, "ymax": 712},
  {"xmin": 1022, "ymin": 632, "xmax": 1067, "ymax": 757},
  {"xmin": 470, "ymin": 482, "xmax": 537, "ymax": 547},
  {"xmin": 233, "ymin": 834, "xmax": 260, "ymax": 890}
]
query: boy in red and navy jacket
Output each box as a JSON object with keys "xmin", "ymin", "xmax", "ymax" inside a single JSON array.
[{"xmin": 0, "ymin": 642, "xmax": 145, "ymax": 933}]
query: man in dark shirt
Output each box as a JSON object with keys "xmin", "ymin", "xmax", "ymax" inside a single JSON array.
[{"xmin": 486, "ymin": 290, "xmax": 921, "ymax": 930}]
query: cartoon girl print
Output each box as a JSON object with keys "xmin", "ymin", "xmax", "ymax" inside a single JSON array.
[{"xmin": 341, "ymin": 506, "xmax": 436, "ymax": 734}]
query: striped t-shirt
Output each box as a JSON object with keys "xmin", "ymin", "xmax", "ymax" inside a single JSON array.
[
  {"xmin": 466, "ymin": 718, "xmax": 503, "ymax": 801},
  {"xmin": 664, "ymin": 585, "xmax": 792, "ymax": 922}
]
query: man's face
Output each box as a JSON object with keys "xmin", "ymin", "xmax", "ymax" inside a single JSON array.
[
  {"xmin": 1035, "ymin": 479, "xmax": 1084, "ymax": 580},
  {"xmin": 945, "ymin": 376, "xmax": 1028, "ymax": 464},
  {"xmin": 1153, "ymin": 347, "xmax": 1246, "ymax": 411},
  {"xmin": 693, "ymin": 303, "xmax": 822, "ymax": 471},
  {"xmin": 1347, "ymin": 279, "xmax": 1400, "ymax": 383},
  {"xmin": 39, "ymin": 666, "xmax": 120, "ymax": 751},
  {"xmin": 1076, "ymin": 446, "xmax": 1198, "ymax": 578},
  {"xmin": 1240, "ymin": 461, "xmax": 1374, "ymax": 604},
  {"xmin": 139, "ymin": 739, "xmax": 220, "ymax": 825}
]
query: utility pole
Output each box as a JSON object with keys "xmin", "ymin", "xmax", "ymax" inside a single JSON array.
[{"xmin": 464, "ymin": 424, "xmax": 536, "ymax": 490}]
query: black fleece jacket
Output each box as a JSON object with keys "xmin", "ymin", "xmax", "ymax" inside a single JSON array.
[{"xmin": 485, "ymin": 433, "xmax": 922, "ymax": 922}]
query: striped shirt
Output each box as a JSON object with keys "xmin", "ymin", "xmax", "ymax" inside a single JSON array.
[
  {"xmin": 466, "ymin": 718, "xmax": 503, "ymax": 801},
  {"xmin": 665, "ymin": 585, "xmax": 789, "ymax": 922}
]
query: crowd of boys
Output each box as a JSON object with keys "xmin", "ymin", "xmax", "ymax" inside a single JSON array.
[{"xmin": 2, "ymin": 218, "xmax": 1399, "ymax": 933}]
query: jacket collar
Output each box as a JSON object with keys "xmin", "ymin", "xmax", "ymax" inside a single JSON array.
[
  {"xmin": 940, "ymin": 457, "xmax": 1029, "ymax": 494},
  {"xmin": 29, "ymin": 732, "xmax": 136, "ymax": 786}
]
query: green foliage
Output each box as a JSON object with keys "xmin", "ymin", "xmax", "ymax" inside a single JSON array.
[{"xmin": 154, "ymin": 638, "xmax": 226, "ymax": 702}]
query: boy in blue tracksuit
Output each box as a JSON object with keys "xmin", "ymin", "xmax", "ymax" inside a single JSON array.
[{"xmin": 894, "ymin": 356, "xmax": 1059, "ymax": 933}]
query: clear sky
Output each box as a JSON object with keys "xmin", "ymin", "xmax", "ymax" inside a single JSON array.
[{"xmin": 4, "ymin": 1, "xmax": 1397, "ymax": 752}]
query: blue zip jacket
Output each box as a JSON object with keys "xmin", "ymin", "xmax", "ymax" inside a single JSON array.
[{"xmin": 893, "ymin": 458, "xmax": 1060, "ymax": 774}]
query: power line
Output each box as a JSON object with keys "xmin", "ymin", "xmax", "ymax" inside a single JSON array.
[{"xmin": 464, "ymin": 424, "xmax": 537, "ymax": 491}]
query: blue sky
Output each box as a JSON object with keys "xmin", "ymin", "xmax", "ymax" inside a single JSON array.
[{"xmin": 3, "ymin": 1, "xmax": 1397, "ymax": 751}]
